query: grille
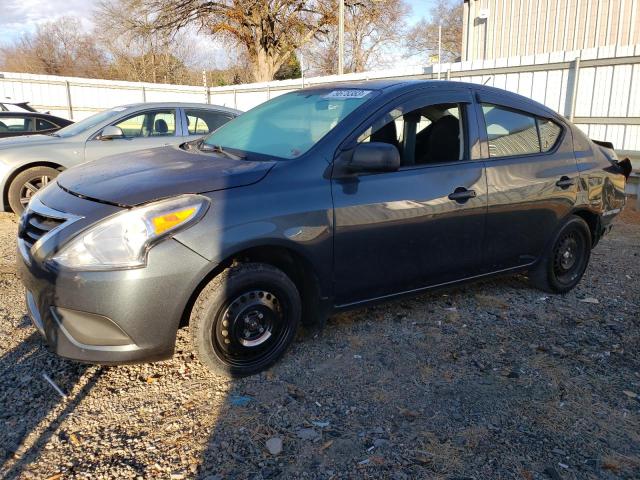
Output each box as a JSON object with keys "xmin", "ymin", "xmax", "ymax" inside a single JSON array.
[
  {"xmin": 18, "ymin": 210, "xmax": 66, "ymax": 250},
  {"xmin": 16, "ymin": 196, "xmax": 79, "ymax": 254}
]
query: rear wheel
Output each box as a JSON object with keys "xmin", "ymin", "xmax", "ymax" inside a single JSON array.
[
  {"xmin": 190, "ymin": 263, "xmax": 301, "ymax": 377},
  {"xmin": 529, "ymin": 215, "xmax": 591, "ymax": 293},
  {"xmin": 8, "ymin": 166, "xmax": 59, "ymax": 214}
]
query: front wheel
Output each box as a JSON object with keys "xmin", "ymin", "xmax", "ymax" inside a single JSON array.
[
  {"xmin": 529, "ymin": 215, "xmax": 592, "ymax": 293},
  {"xmin": 8, "ymin": 166, "xmax": 60, "ymax": 214},
  {"xmin": 189, "ymin": 263, "xmax": 301, "ymax": 377}
]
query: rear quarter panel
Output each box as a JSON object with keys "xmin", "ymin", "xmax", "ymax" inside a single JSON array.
[{"xmin": 571, "ymin": 124, "xmax": 626, "ymax": 229}]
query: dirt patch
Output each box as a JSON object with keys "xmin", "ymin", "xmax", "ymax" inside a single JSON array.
[{"xmin": 0, "ymin": 208, "xmax": 639, "ymax": 479}]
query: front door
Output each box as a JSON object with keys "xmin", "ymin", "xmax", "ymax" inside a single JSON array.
[
  {"xmin": 332, "ymin": 90, "xmax": 488, "ymax": 306},
  {"xmin": 84, "ymin": 108, "xmax": 179, "ymax": 162}
]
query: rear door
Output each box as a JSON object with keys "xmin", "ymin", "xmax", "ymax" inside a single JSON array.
[
  {"xmin": 332, "ymin": 89, "xmax": 488, "ymax": 305},
  {"xmin": 475, "ymin": 91, "xmax": 578, "ymax": 271},
  {"xmin": 84, "ymin": 108, "xmax": 180, "ymax": 162}
]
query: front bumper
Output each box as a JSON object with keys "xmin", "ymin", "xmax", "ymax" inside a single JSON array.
[{"xmin": 17, "ymin": 190, "xmax": 212, "ymax": 364}]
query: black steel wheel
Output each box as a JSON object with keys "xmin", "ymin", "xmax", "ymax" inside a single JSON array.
[
  {"xmin": 529, "ymin": 215, "xmax": 591, "ymax": 293},
  {"xmin": 190, "ymin": 263, "xmax": 301, "ymax": 377},
  {"xmin": 8, "ymin": 166, "xmax": 59, "ymax": 214}
]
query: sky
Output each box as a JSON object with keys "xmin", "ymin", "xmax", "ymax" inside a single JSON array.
[{"xmin": 0, "ymin": 0, "xmax": 436, "ymax": 44}]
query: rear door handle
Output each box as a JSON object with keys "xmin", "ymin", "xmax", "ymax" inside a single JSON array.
[
  {"xmin": 448, "ymin": 187, "xmax": 477, "ymax": 203},
  {"xmin": 556, "ymin": 176, "xmax": 574, "ymax": 189}
]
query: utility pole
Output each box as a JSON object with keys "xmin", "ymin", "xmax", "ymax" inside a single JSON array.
[
  {"xmin": 437, "ymin": 23, "xmax": 442, "ymax": 80},
  {"xmin": 338, "ymin": 0, "xmax": 345, "ymax": 75}
]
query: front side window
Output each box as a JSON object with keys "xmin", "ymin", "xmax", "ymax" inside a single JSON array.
[
  {"xmin": 203, "ymin": 89, "xmax": 374, "ymax": 159},
  {"xmin": 186, "ymin": 109, "xmax": 233, "ymax": 135},
  {"xmin": 113, "ymin": 110, "xmax": 176, "ymax": 138},
  {"xmin": 0, "ymin": 116, "xmax": 31, "ymax": 133},
  {"xmin": 481, "ymin": 104, "xmax": 540, "ymax": 157},
  {"xmin": 358, "ymin": 103, "xmax": 465, "ymax": 166}
]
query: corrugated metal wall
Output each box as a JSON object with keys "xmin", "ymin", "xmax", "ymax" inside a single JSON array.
[
  {"xmin": 463, "ymin": 0, "xmax": 640, "ymax": 61},
  {"xmin": 2, "ymin": 44, "xmax": 639, "ymax": 152}
]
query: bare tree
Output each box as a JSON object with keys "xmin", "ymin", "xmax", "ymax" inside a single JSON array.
[
  {"xmin": 406, "ymin": 0, "xmax": 463, "ymax": 63},
  {"xmin": 95, "ymin": 0, "xmax": 198, "ymax": 84},
  {"xmin": 303, "ymin": 0, "xmax": 409, "ymax": 76},
  {"xmin": 0, "ymin": 18, "xmax": 108, "ymax": 78},
  {"xmin": 115, "ymin": 0, "xmax": 336, "ymax": 82}
]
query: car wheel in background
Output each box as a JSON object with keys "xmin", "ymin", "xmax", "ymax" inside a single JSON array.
[
  {"xmin": 189, "ymin": 263, "xmax": 301, "ymax": 377},
  {"xmin": 529, "ymin": 215, "xmax": 591, "ymax": 294},
  {"xmin": 7, "ymin": 166, "xmax": 60, "ymax": 214}
]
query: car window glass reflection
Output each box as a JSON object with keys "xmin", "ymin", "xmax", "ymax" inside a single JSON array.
[{"xmin": 482, "ymin": 104, "xmax": 540, "ymax": 157}]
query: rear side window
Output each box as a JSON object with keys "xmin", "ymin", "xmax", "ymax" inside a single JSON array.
[
  {"xmin": 36, "ymin": 118, "xmax": 58, "ymax": 131},
  {"xmin": 481, "ymin": 104, "xmax": 563, "ymax": 158},
  {"xmin": 185, "ymin": 109, "xmax": 233, "ymax": 135},
  {"xmin": 481, "ymin": 105, "xmax": 539, "ymax": 157},
  {"xmin": 538, "ymin": 118, "xmax": 562, "ymax": 152}
]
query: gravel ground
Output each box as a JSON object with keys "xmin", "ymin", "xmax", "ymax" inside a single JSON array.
[{"xmin": 1, "ymin": 204, "xmax": 639, "ymax": 480}]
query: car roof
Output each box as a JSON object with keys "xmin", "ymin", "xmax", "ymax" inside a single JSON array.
[
  {"xmin": 115, "ymin": 102, "xmax": 242, "ymax": 115},
  {"xmin": 0, "ymin": 111, "xmax": 71, "ymax": 121},
  {"xmin": 302, "ymin": 79, "xmax": 559, "ymax": 119}
]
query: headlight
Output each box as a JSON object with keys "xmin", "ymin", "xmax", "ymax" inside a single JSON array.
[{"xmin": 51, "ymin": 195, "xmax": 209, "ymax": 270}]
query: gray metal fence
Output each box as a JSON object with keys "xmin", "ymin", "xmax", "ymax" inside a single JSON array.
[{"xmin": 2, "ymin": 43, "xmax": 639, "ymax": 154}]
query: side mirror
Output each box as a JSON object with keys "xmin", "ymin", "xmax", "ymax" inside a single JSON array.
[
  {"xmin": 100, "ymin": 125, "xmax": 124, "ymax": 140},
  {"xmin": 347, "ymin": 142, "xmax": 400, "ymax": 173}
]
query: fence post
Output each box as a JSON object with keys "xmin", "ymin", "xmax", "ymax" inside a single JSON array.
[
  {"xmin": 141, "ymin": 85, "xmax": 146, "ymax": 102},
  {"xmin": 233, "ymin": 88, "xmax": 237, "ymax": 109},
  {"xmin": 64, "ymin": 80, "xmax": 73, "ymax": 120},
  {"xmin": 568, "ymin": 56, "xmax": 581, "ymax": 122}
]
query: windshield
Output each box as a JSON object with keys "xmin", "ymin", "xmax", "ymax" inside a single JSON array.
[
  {"xmin": 203, "ymin": 89, "xmax": 375, "ymax": 159},
  {"xmin": 55, "ymin": 107, "xmax": 127, "ymax": 138}
]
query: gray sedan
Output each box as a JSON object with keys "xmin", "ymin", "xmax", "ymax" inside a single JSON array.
[{"xmin": 0, "ymin": 102, "xmax": 240, "ymax": 213}]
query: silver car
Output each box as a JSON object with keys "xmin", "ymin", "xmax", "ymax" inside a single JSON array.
[{"xmin": 0, "ymin": 102, "xmax": 240, "ymax": 213}]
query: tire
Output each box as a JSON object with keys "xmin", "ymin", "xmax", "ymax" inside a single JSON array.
[
  {"xmin": 189, "ymin": 263, "xmax": 301, "ymax": 377},
  {"xmin": 8, "ymin": 166, "xmax": 60, "ymax": 214},
  {"xmin": 529, "ymin": 215, "xmax": 592, "ymax": 294}
]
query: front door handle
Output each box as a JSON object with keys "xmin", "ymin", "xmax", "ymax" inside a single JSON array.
[
  {"xmin": 448, "ymin": 187, "xmax": 477, "ymax": 203},
  {"xmin": 556, "ymin": 176, "xmax": 574, "ymax": 189}
]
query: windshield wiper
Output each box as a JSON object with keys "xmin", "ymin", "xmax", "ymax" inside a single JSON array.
[{"xmin": 200, "ymin": 143, "xmax": 245, "ymax": 160}]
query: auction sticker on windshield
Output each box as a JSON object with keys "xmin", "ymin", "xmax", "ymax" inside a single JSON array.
[{"xmin": 323, "ymin": 90, "xmax": 372, "ymax": 99}]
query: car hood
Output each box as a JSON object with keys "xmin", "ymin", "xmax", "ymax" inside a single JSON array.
[
  {"xmin": 0, "ymin": 134, "xmax": 59, "ymax": 150},
  {"xmin": 56, "ymin": 145, "xmax": 276, "ymax": 207}
]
